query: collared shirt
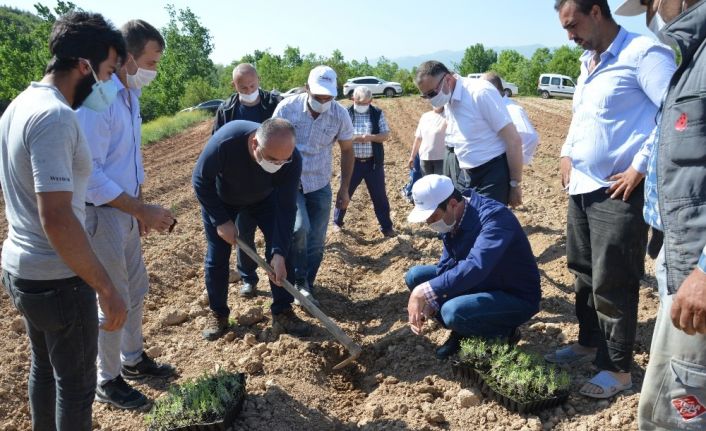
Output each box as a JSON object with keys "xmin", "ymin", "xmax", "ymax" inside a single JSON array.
[
  {"xmin": 272, "ymin": 93, "xmax": 353, "ymax": 193},
  {"xmin": 414, "ymin": 110, "xmax": 447, "ymax": 161},
  {"xmin": 76, "ymin": 74, "xmax": 144, "ymax": 205},
  {"xmin": 504, "ymin": 97, "xmax": 539, "ymax": 165},
  {"xmin": 419, "ymin": 192, "xmax": 541, "ymax": 312},
  {"xmin": 445, "ymin": 75, "xmax": 512, "ymax": 169},
  {"xmin": 352, "ymin": 109, "xmax": 390, "ymax": 159},
  {"xmin": 561, "ymin": 27, "xmax": 675, "ymax": 195}
]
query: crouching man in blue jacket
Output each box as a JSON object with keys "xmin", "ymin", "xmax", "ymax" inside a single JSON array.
[{"xmin": 405, "ymin": 175, "xmax": 541, "ymax": 359}]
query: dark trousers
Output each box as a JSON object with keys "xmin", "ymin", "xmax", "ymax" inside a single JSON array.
[
  {"xmin": 458, "ymin": 154, "xmax": 510, "ymax": 205},
  {"xmin": 420, "ymin": 159, "xmax": 444, "ymax": 176},
  {"xmin": 235, "ymin": 211, "xmax": 259, "ymax": 285},
  {"xmin": 2, "ymin": 271, "xmax": 98, "ymax": 431},
  {"xmin": 443, "ymin": 146, "xmax": 461, "ymax": 191},
  {"xmin": 405, "ymin": 265, "xmax": 537, "ymax": 339},
  {"xmin": 201, "ymin": 197, "xmax": 294, "ymax": 316},
  {"xmin": 567, "ymin": 185, "xmax": 648, "ymax": 372},
  {"xmin": 333, "ymin": 158, "xmax": 393, "ymax": 231}
]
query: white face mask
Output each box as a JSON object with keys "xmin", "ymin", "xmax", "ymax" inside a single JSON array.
[
  {"xmin": 354, "ymin": 104, "xmax": 370, "ymax": 114},
  {"xmin": 256, "ymin": 146, "xmax": 284, "ymax": 174},
  {"xmin": 428, "ymin": 215, "xmax": 455, "ymax": 234},
  {"xmin": 429, "ymin": 80, "xmax": 451, "ymax": 109},
  {"xmin": 239, "ymin": 89, "xmax": 260, "ymax": 104},
  {"xmin": 126, "ymin": 56, "xmax": 157, "ymax": 89},
  {"xmin": 648, "ymin": 0, "xmax": 682, "ymax": 46},
  {"xmin": 308, "ymin": 95, "xmax": 332, "ymax": 113}
]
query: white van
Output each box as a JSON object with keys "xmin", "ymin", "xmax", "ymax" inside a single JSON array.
[
  {"xmin": 467, "ymin": 73, "xmax": 519, "ymax": 97},
  {"xmin": 538, "ymin": 74, "xmax": 576, "ymax": 99}
]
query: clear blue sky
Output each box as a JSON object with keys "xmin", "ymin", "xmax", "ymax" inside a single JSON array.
[{"xmin": 4, "ymin": 0, "xmax": 652, "ymax": 65}]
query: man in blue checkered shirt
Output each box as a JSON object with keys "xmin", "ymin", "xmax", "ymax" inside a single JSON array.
[{"xmin": 333, "ymin": 86, "xmax": 395, "ymax": 237}]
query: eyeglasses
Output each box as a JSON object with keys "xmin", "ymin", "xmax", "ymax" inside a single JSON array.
[
  {"xmin": 257, "ymin": 145, "xmax": 293, "ymax": 166},
  {"xmin": 420, "ymin": 73, "xmax": 448, "ymax": 99}
]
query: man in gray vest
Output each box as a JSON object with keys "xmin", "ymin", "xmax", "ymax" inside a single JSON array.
[{"xmin": 616, "ymin": 0, "xmax": 706, "ymax": 429}]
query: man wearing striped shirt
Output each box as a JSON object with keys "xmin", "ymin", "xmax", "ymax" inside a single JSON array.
[{"xmin": 272, "ymin": 66, "xmax": 354, "ymax": 305}]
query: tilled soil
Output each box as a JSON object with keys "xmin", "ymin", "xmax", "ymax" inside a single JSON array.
[{"xmin": 0, "ymin": 96, "xmax": 658, "ymax": 431}]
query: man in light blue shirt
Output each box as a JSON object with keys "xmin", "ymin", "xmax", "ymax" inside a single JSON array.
[
  {"xmin": 545, "ymin": 0, "xmax": 676, "ymax": 400},
  {"xmin": 76, "ymin": 20, "xmax": 176, "ymax": 410}
]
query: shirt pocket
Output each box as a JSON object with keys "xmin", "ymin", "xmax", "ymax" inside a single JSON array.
[
  {"xmin": 665, "ymin": 94, "xmax": 706, "ymax": 165},
  {"xmin": 652, "ymin": 358, "xmax": 706, "ymax": 430}
]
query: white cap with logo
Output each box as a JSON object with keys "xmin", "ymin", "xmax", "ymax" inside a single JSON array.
[
  {"xmin": 307, "ymin": 65, "xmax": 338, "ymax": 97},
  {"xmin": 407, "ymin": 174, "xmax": 455, "ymax": 223},
  {"xmin": 615, "ymin": 0, "xmax": 647, "ymax": 16}
]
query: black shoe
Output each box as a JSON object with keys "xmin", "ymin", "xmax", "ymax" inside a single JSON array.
[
  {"xmin": 95, "ymin": 376, "xmax": 148, "ymax": 410},
  {"xmin": 239, "ymin": 282, "xmax": 256, "ymax": 298},
  {"xmin": 202, "ymin": 312, "xmax": 229, "ymax": 341},
  {"xmin": 121, "ymin": 352, "xmax": 175, "ymax": 380},
  {"xmin": 272, "ymin": 308, "xmax": 312, "ymax": 337},
  {"xmin": 382, "ymin": 228, "xmax": 397, "ymax": 238},
  {"xmin": 436, "ymin": 332, "xmax": 462, "ymax": 360}
]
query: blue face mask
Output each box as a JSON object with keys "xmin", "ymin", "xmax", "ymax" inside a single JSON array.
[{"xmin": 81, "ymin": 60, "xmax": 118, "ymax": 112}]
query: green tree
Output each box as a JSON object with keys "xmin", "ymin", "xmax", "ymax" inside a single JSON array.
[
  {"xmin": 141, "ymin": 4, "xmax": 215, "ymax": 119},
  {"xmin": 457, "ymin": 43, "xmax": 497, "ymax": 76},
  {"xmin": 180, "ymin": 76, "xmax": 219, "ymax": 108},
  {"xmin": 490, "ymin": 50, "xmax": 531, "ymax": 95},
  {"xmin": 372, "ymin": 56, "xmax": 399, "ymax": 81},
  {"xmin": 546, "ymin": 45, "xmax": 583, "ymax": 80}
]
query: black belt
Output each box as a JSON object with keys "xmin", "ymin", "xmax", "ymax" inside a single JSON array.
[
  {"xmin": 85, "ymin": 203, "xmax": 109, "ymax": 207},
  {"xmin": 356, "ymin": 157, "xmax": 374, "ymax": 163}
]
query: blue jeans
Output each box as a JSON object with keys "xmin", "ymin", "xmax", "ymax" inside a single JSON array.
[
  {"xmin": 291, "ymin": 184, "xmax": 332, "ymax": 287},
  {"xmin": 405, "ymin": 265, "xmax": 536, "ymax": 339},
  {"xmin": 235, "ymin": 211, "xmax": 259, "ymax": 285},
  {"xmin": 333, "ymin": 159, "xmax": 392, "ymax": 231},
  {"xmin": 2, "ymin": 270, "xmax": 98, "ymax": 431},
  {"xmin": 201, "ymin": 197, "xmax": 294, "ymax": 316},
  {"xmin": 402, "ymin": 155, "xmax": 422, "ymax": 202}
]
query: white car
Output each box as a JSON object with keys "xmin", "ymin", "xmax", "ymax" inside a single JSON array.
[
  {"xmin": 538, "ymin": 74, "xmax": 576, "ymax": 99},
  {"xmin": 342, "ymin": 76, "xmax": 403, "ymax": 98},
  {"xmin": 467, "ymin": 73, "xmax": 519, "ymax": 97},
  {"xmin": 280, "ymin": 86, "xmax": 306, "ymax": 98}
]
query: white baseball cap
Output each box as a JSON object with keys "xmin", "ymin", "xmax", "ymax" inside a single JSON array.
[
  {"xmin": 307, "ymin": 65, "xmax": 338, "ymax": 97},
  {"xmin": 407, "ymin": 175, "xmax": 455, "ymax": 223},
  {"xmin": 615, "ymin": 0, "xmax": 647, "ymax": 16}
]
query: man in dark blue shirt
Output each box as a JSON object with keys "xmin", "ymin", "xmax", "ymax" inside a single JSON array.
[
  {"xmin": 212, "ymin": 63, "xmax": 284, "ymax": 298},
  {"xmin": 192, "ymin": 118, "xmax": 309, "ymax": 340},
  {"xmin": 405, "ymin": 175, "xmax": 541, "ymax": 359}
]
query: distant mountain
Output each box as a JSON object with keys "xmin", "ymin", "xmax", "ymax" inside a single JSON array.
[{"xmin": 387, "ymin": 44, "xmax": 549, "ymax": 70}]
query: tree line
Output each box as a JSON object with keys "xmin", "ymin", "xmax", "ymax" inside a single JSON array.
[{"xmin": 1, "ymin": 3, "xmax": 585, "ymax": 122}]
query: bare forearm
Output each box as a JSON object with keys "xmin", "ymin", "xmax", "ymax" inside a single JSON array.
[
  {"xmin": 506, "ymin": 137, "xmax": 523, "ymax": 182},
  {"xmin": 370, "ymin": 132, "xmax": 389, "ymax": 143},
  {"xmin": 340, "ymin": 145, "xmax": 355, "ymax": 190},
  {"xmin": 106, "ymin": 192, "xmax": 144, "ymax": 217},
  {"xmin": 410, "ymin": 137, "xmax": 422, "ymax": 159}
]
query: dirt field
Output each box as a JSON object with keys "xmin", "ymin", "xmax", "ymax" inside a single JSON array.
[{"xmin": 0, "ymin": 96, "xmax": 659, "ymax": 431}]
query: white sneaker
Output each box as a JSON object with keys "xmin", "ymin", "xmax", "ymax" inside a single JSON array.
[{"xmin": 293, "ymin": 284, "xmax": 320, "ymax": 307}]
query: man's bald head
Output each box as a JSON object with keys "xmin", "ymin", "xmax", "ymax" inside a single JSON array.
[{"xmin": 254, "ymin": 118, "xmax": 296, "ymax": 162}]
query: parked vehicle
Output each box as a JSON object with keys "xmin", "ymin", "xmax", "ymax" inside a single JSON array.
[
  {"xmin": 342, "ymin": 76, "xmax": 403, "ymax": 98},
  {"xmin": 280, "ymin": 86, "xmax": 306, "ymax": 98},
  {"xmin": 537, "ymin": 74, "xmax": 576, "ymax": 99},
  {"xmin": 467, "ymin": 73, "xmax": 519, "ymax": 97},
  {"xmin": 181, "ymin": 99, "xmax": 224, "ymax": 113}
]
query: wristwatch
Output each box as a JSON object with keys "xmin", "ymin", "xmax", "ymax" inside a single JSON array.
[{"xmin": 509, "ymin": 180, "xmax": 520, "ymax": 188}]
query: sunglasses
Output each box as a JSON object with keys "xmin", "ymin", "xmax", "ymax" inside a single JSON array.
[{"xmin": 420, "ymin": 73, "xmax": 448, "ymax": 100}]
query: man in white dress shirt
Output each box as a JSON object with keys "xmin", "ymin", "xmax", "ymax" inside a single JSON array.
[
  {"xmin": 76, "ymin": 20, "xmax": 176, "ymax": 410},
  {"xmin": 414, "ymin": 61, "xmax": 524, "ymax": 207},
  {"xmin": 482, "ymin": 72, "xmax": 540, "ymax": 165}
]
